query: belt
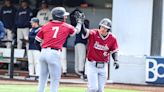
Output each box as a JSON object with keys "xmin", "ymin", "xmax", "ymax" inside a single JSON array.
[
  {"xmin": 87, "ymin": 58, "xmax": 107, "ymax": 63},
  {"xmin": 45, "ymin": 47, "xmax": 61, "ymax": 51},
  {"xmin": 51, "ymin": 48, "xmax": 60, "ymax": 50}
]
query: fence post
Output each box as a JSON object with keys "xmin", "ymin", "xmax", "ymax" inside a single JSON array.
[{"xmin": 9, "ymin": 40, "xmax": 15, "ymax": 79}]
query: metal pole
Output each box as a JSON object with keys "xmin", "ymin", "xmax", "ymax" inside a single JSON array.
[
  {"xmin": 9, "ymin": 40, "xmax": 15, "ymax": 79},
  {"xmin": 151, "ymin": 0, "xmax": 163, "ymax": 56}
]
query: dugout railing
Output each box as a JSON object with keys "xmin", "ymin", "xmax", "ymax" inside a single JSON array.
[{"xmin": 0, "ymin": 40, "xmax": 25, "ymax": 78}]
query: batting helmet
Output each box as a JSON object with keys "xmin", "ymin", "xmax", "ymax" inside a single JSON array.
[
  {"xmin": 99, "ymin": 18, "xmax": 112, "ymax": 29},
  {"xmin": 51, "ymin": 7, "xmax": 69, "ymax": 21}
]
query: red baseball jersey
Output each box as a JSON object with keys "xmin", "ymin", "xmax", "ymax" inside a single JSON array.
[
  {"xmin": 35, "ymin": 21, "xmax": 76, "ymax": 49},
  {"xmin": 87, "ymin": 29, "xmax": 118, "ymax": 62}
]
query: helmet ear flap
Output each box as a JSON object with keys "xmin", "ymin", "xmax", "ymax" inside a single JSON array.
[{"xmin": 107, "ymin": 29, "xmax": 111, "ymax": 32}]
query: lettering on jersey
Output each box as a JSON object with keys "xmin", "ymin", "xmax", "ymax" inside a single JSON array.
[
  {"xmin": 19, "ymin": 11, "xmax": 27, "ymax": 15},
  {"xmin": 103, "ymin": 51, "xmax": 109, "ymax": 57},
  {"xmin": 40, "ymin": 13, "xmax": 47, "ymax": 16},
  {"xmin": 3, "ymin": 10, "xmax": 12, "ymax": 14},
  {"xmin": 43, "ymin": 17, "xmax": 48, "ymax": 20},
  {"xmin": 94, "ymin": 41, "xmax": 109, "ymax": 51}
]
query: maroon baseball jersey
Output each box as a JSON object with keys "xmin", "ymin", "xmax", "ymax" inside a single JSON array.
[
  {"xmin": 35, "ymin": 21, "xmax": 76, "ymax": 49},
  {"xmin": 87, "ymin": 29, "xmax": 118, "ymax": 62}
]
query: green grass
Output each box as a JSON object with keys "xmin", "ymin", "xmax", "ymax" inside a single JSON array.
[{"xmin": 0, "ymin": 85, "xmax": 142, "ymax": 92}]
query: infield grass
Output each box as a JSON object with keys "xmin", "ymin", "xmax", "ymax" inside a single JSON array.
[{"xmin": 0, "ymin": 84, "xmax": 143, "ymax": 92}]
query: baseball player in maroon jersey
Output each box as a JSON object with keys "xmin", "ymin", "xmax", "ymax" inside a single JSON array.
[
  {"xmin": 82, "ymin": 18, "xmax": 119, "ymax": 92},
  {"xmin": 35, "ymin": 7, "xmax": 83, "ymax": 92}
]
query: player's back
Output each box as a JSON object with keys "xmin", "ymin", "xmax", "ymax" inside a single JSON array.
[{"xmin": 39, "ymin": 21, "xmax": 75, "ymax": 49}]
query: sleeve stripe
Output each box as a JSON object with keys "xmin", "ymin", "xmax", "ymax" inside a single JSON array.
[{"xmin": 35, "ymin": 36, "xmax": 42, "ymax": 42}]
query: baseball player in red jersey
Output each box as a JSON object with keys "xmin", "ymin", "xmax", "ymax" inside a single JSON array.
[
  {"xmin": 35, "ymin": 7, "xmax": 83, "ymax": 92},
  {"xmin": 82, "ymin": 18, "xmax": 119, "ymax": 92}
]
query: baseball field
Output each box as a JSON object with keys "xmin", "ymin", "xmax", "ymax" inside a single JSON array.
[
  {"xmin": 0, "ymin": 84, "xmax": 141, "ymax": 92},
  {"xmin": 0, "ymin": 78, "xmax": 164, "ymax": 92},
  {"xmin": 0, "ymin": 78, "xmax": 139, "ymax": 92}
]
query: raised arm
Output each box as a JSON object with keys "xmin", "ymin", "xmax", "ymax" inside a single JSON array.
[
  {"xmin": 73, "ymin": 10, "xmax": 85, "ymax": 34},
  {"xmin": 81, "ymin": 23, "xmax": 90, "ymax": 39}
]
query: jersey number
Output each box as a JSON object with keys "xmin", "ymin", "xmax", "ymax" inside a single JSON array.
[{"xmin": 52, "ymin": 27, "xmax": 59, "ymax": 38}]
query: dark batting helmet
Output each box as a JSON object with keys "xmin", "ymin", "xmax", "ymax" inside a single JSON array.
[
  {"xmin": 51, "ymin": 7, "xmax": 69, "ymax": 21},
  {"xmin": 99, "ymin": 18, "xmax": 112, "ymax": 29}
]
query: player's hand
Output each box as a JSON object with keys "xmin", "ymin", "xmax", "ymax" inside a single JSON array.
[
  {"xmin": 74, "ymin": 11, "xmax": 85, "ymax": 24},
  {"xmin": 114, "ymin": 61, "xmax": 119, "ymax": 69}
]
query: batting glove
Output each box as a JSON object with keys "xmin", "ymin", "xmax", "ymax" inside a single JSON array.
[
  {"xmin": 74, "ymin": 11, "xmax": 85, "ymax": 24},
  {"xmin": 114, "ymin": 61, "xmax": 119, "ymax": 69}
]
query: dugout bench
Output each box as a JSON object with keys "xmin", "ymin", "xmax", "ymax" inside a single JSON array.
[{"xmin": 0, "ymin": 48, "xmax": 25, "ymax": 78}]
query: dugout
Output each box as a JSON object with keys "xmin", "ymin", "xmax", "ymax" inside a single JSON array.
[
  {"xmin": 0, "ymin": 0, "xmax": 112, "ymax": 77},
  {"xmin": 0, "ymin": 0, "xmax": 164, "ymax": 85}
]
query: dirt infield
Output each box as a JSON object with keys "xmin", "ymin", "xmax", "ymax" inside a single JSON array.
[
  {"xmin": 0, "ymin": 78, "xmax": 164, "ymax": 92},
  {"xmin": 108, "ymin": 84, "xmax": 164, "ymax": 92}
]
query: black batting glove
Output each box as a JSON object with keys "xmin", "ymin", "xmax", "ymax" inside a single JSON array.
[
  {"xmin": 114, "ymin": 61, "xmax": 119, "ymax": 69},
  {"xmin": 74, "ymin": 11, "xmax": 85, "ymax": 24}
]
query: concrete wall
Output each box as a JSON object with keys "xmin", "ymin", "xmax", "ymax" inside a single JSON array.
[
  {"xmin": 109, "ymin": 0, "xmax": 153, "ymax": 84},
  {"xmin": 112, "ymin": 0, "xmax": 153, "ymax": 56},
  {"xmin": 110, "ymin": 55, "xmax": 146, "ymax": 84}
]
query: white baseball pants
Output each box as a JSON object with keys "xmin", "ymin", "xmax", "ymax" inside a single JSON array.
[
  {"xmin": 75, "ymin": 43, "xmax": 86, "ymax": 75},
  {"xmin": 38, "ymin": 48, "xmax": 61, "ymax": 92},
  {"xmin": 61, "ymin": 47, "xmax": 67, "ymax": 73},
  {"xmin": 17, "ymin": 28, "xmax": 29, "ymax": 49},
  {"xmin": 5, "ymin": 29, "xmax": 13, "ymax": 48},
  {"xmin": 27, "ymin": 50, "xmax": 40, "ymax": 76},
  {"xmin": 86, "ymin": 60, "xmax": 108, "ymax": 92}
]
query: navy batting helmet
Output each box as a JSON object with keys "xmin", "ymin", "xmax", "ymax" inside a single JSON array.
[
  {"xmin": 99, "ymin": 18, "xmax": 112, "ymax": 29},
  {"xmin": 51, "ymin": 7, "xmax": 69, "ymax": 21}
]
